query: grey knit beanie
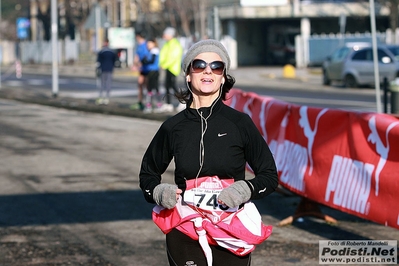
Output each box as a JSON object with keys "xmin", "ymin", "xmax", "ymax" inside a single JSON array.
[{"xmin": 182, "ymin": 39, "xmax": 231, "ymax": 74}]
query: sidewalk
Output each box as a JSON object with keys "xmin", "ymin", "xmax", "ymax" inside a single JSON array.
[
  {"xmin": 0, "ymin": 63, "xmax": 170, "ymax": 121},
  {"xmin": 0, "ymin": 62, "xmax": 321, "ymax": 121},
  {"xmin": 13, "ymin": 62, "xmax": 320, "ymax": 82}
]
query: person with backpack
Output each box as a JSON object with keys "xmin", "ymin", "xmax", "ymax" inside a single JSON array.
[
  {"xmin": 141, "ymin": 38, "xmax": 162, "ymax": 113},
  {"xmin": 130, "ymin": 31, "xmax": 150, "ymax": 111}
]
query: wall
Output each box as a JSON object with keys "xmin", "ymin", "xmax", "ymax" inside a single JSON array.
[
  {"xmin": 297, "ymin": 32, "xmax": 387, "ymax": 67},
  {"xmin": 0, "ymin": 41, "xmax": 17, "ymax": 65},
  {"xmin": 18, "ymin": 40, "xmax": 80, "ymax": 65}
]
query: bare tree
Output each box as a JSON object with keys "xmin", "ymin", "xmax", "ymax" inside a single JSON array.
[
  {"xmin": 134, "ymin": 0, "xmax": 199, "ymax": 38},
  {"xmin": 162, "ymin": 0, "xmax": 196, "ymax": 37},
  {"xmin": 35, "ymin": 0, "xmax": 51, "ymax": 41},
  {"xmin": 63, "ymin": 0, "xmax": 91, "ymax": 39},
  {"xmin": 31, "ymin": 0, "xmax": 93, "ymax": 41},
  {"xmin": 388, "ymin": 0, "xmax": 399, "ymax": 33},
  {"xmin": 376, "ymin": 0, "xmax": 399, "ymax": 43}
]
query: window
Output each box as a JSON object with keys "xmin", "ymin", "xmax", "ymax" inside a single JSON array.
[
  {"xmin": 351, "ymin": 48, "xmax": 393, "ymax": 63},
  {"xmin": 331, "ymin": 47, "xmax": 350, "ymax": 62},
  {"xmin": 351, "ymin": 49, "xmax": 369, "ymax": 61}
]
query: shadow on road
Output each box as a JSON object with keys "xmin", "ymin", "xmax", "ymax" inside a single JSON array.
[
  {"xmin": 0, "ymin": 188, "xmax": 381, "ymax": 243},
  {"xmin": 0, "ymin": 190, "xmax": 152, "ymax": 226},
  {"xmin": 256, "ymin": 191, "xmax": 384, "ymax": 241}
]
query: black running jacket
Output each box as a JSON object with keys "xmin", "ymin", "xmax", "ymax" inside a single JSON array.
[{"xmin": 139, "ymin": 98, "xmax": 278, "ymax": 204}]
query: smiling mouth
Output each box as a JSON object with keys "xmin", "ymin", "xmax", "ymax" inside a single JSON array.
[{"xmin": 201, "ymin": 78, "xmax": 214, "ymax": 82}]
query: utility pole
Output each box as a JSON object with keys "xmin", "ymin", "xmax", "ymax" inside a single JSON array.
[
  {"xmin": 95, "ymin": 3, "xmax": 101, "ymax": 51},
  {"xmin": 370, "ymin": 0, "xmax": 382, "ymax": 113},
  {"xmin": 200, "ymin": 0, "xmax": 207, "ymax": 39},
  {"xmin": 213, "ymin": 6, "xmax": 220, "ymax": 40},
  {"xmin": 0, "ymin": 0, "xmax": 2, "ymax": 89},
  {"xmin": 51, "ymin": 0, "xmax": 59, "ymax": 97}
]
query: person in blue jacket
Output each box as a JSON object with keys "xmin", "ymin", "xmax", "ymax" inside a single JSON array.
[
  {"xmin": 130, "ymin": 31, "xmax": 150, "ymax": 110},
  {"xmin": 141, "ymin": 38, "xmax": 162, "ymax": 112}
]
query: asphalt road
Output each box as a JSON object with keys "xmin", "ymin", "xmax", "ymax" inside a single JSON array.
[
  {"xmin": 0, "ymin": 98, "xmax": 398, "ymax": 266},
  {"xmin": 0, "ymin": 64, "xmax": 385, "ymax": 113}
]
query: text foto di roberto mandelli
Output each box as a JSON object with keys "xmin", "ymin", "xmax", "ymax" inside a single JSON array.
[{"xmin": 319, "ymin": 240, "xmax": 397, "ymax": 265}]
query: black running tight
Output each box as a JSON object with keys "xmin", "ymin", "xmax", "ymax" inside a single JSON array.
[{"xmin": 166, "ymin": 228, "xmax": 251, "ymax": 266}]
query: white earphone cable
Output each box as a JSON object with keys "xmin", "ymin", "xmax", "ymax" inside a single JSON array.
[{"xmin": 186, "ymin": 78, "xmax": 224, "ymax": 212}]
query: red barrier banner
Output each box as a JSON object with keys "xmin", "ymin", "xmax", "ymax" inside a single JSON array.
[{"xmin": 225, "ymin": 89, "xmax": 399, "ymax": 229}]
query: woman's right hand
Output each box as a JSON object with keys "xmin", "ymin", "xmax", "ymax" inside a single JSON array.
[{"xmin": 153, "ymin": 183, "xmax": 182, "ymax": 209}]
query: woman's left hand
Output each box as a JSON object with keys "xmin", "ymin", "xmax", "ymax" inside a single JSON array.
[{"xmin": 218, "ymin": 180, "xmax": 252, "ymax": 208}]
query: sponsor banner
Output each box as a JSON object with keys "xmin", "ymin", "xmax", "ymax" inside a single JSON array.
[
  {"xmin": 225, "ymin": 89, "xmax": 399, "ymax": 229},
  {"xmin": 108, "ymin": 27, "xmax": 134, "ymax": 49},
  {"xmin": 319, "ymin": 240, "xmax": 397, "ymax": 264}
]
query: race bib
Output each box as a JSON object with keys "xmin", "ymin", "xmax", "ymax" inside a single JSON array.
[{"xmin": 183, "ymin": 176, "xmax": 238, "ymax": 223}]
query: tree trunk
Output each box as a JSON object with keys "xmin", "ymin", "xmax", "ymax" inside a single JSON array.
[{"xmin": 389, "ymin": 0, "xmax": 399, "ymax": 43}]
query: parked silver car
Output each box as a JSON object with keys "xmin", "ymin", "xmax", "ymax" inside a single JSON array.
[{"xmin": 322, "ymin": 43, "xmax": 398, "ymax": 88}]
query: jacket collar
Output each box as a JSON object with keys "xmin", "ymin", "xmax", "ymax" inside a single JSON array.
[{"xmin": 185, "ymin": 97, "xmax": 223, "ymax": 121}]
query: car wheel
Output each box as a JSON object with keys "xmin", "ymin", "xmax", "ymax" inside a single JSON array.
[
  {"xmin": 322, "ymin": 70, "xmax": 331, "ymax": 85},
  {"xmin": 344, "ymin": 74, "xmax": 358, "ymax": 88},
  {"xmin": 114, "ymin": 60, "xmax": 121, "ymax": 68}
]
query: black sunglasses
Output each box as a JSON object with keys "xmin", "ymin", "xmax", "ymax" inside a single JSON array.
[{"xmin": 190, "ymin": 59, "xmax": 225, "ymax": 75}]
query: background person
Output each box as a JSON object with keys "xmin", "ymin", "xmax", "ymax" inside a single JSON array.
[
  {"xmin": 96, "ymin": 39, "xmax": 117, "ymax": 105},
  {"xmin": 130, "ymin": 31, "xmax": 149, "ymax": 111},
  {"xmin": 141, "ymin": 38, "xmax": 162, "ymax": 113},
  {"xmin": 139, "ymin": 39, "xmax": 278, "ymax": 266},
  {"xmin": 158, "ymin": 27, "xmax": 183, "ymax": 112}
]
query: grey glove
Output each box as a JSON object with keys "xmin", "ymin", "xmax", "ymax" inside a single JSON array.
[
  {"xmin": 218, "ymin": 180, "xmax": 252, "ymax": 208},
  {"xmin": 153, "ymin": 183, "xmax": 179, "ymax": 209}
]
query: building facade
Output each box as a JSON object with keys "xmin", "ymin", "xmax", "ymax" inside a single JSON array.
[
  {"xmin": 208, "ymin": 0, "xmax": 391, "ymax": 66},
  {"xmin": 26, "ymin": 0, "xmax": 392, "ymax": 67}
]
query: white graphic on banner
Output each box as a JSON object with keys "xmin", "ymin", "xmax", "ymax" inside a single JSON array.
[
  {"xmin": 269, "ymin": 108, "xmax": 307, "ymax": 192},
  {"xmin": 277, "ymin": 108, "xmax": 291, "ymax": 156},
  {"xmin": 367, "ymin": 115, "xmax": 399, "ymax": 196},
  {"xmin": 326, "ymin": 155, "xmax": 373, "ymax": 214},
  {"xmin": 243, "ymin": 97, "xmax": 254, "ymax": 118},
  {"xmin": 275, "ymin": 140, "xmax": 308, "ymax": 192},
  {"xmin": 230, "ymin": 95, "xmax": 237, "ymax": 109},
  {"xmin": 259, "ymin": 99, "xmax": 272, "ymax": 142},
  {"xmin": 299, "ymin": 106, "xmax": 328, "ymax": 175}
]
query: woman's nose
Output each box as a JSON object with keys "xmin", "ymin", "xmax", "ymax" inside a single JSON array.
[{"xmin": 203, "ymin": 65, "xmax": 212, "ymax": 73}]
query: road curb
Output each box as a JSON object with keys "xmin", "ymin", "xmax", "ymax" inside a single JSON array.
[{"xmin": 0, "ymin": 87, "xmax": 174, "ymax": 122}]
